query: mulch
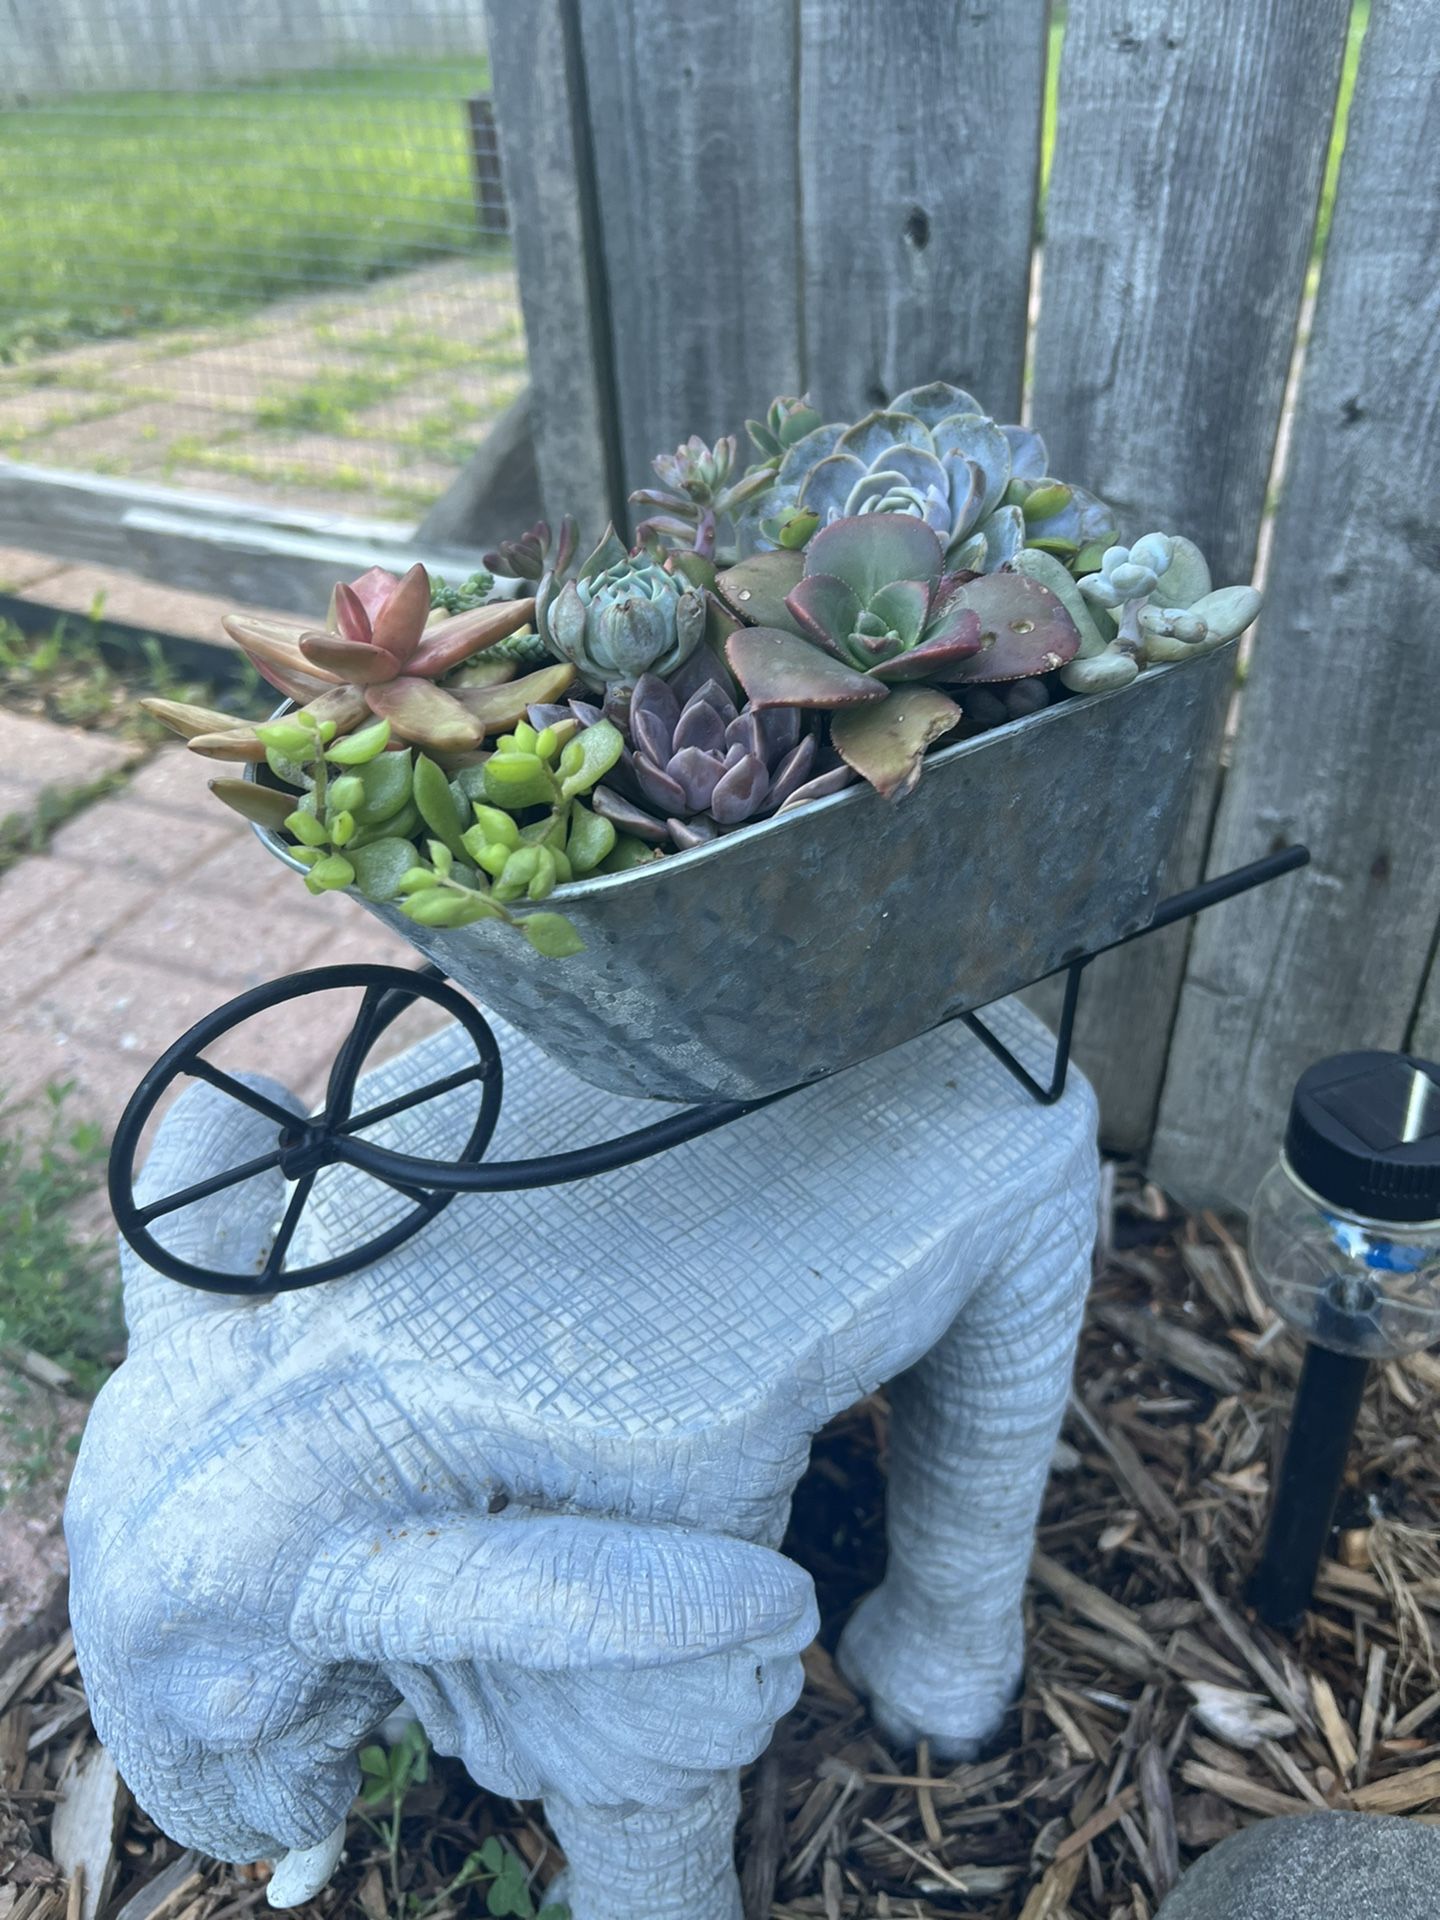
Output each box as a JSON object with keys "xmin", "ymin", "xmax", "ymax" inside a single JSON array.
[{"xmin": 3, "ymin": 1167, "xmax": 1438, "ymax": 1920}]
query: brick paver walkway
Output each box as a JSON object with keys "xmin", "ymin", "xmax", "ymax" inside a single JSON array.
[
  {"xmin": 0, "ymin": 717, "xmax": 419, "ymax": 1142},
  {"xmin": 0, "ymin": 259, "xmax": 526, "ymax": 521}
]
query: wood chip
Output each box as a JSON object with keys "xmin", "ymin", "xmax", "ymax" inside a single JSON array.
[
  {"xmin": 1018, "ymin": 1852, "xmax": 1083, "ymax": 1920},
  {"xmin": 1356, "ymin": 1644, "xmax": 1387, "ymax": 1787},
  {"xmin": 1178, "ymin": 1760, "xmax": 1311, "ymax": 1818},
  {"xmin": 1091, "ymin": 1301, "xmax": 1246, "ymax": 1395},
  {"xmin": 1346, "ymin": 1757, "xmax": 1440, "ymax": 1814},
  {"xmin": 50, "ymin": 1745, "xmax": 127, "ymax": 1920},
  {"xmin": 1070, "ymin": 1395, "xmax": 1181, "ymax": 1530},
  {"xmin": 111, "ymin": 1856, "xmax": 203, "ymax": 1920},
  {"xmin": 1310, "ymin": 1670, "xmax": 1358, "ymax": 1781},
  {"xmin": 1032, "ymin": 1553, "xmax": 1162, "ymax": 1659}
]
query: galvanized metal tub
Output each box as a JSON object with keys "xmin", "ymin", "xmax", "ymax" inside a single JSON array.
[{"xmin": 254, "ymin": 644, "xmax": 1232, "ymax": 1102}]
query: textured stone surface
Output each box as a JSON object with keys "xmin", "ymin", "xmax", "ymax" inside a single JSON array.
[
  {"xmin": 66, "ymin": 999, "xmax": 1099, "ymax": 1920},
  {"xmin": 1155, "ymin": 1812, "xmax": 1440, "ymax": 1919}
]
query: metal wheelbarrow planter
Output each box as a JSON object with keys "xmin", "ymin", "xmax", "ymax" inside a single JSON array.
[{"xmin": 250, "ymin": 641, "xmax": 1239, "ymax": 1105}]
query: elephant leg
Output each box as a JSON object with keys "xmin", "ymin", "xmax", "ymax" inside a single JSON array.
[
  {"xmin": 544, "ymin": 1775, "xmax": 742, "ymax": 1920},
  {"xmin": 837, "ymin": 1182, "xmax": 1096, "ymax": 1757}
]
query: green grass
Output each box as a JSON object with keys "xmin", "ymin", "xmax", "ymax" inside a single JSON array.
[
  {"xmin": 0, "ymin": 1084, "xmax": 117, "ymax": 1402},
  {"xmin": 0, "ymin": 59, "xmax": 499, "ymax": 361}
]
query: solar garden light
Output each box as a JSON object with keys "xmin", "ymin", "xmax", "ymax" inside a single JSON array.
[{"xmin": 1248, "ymin": 1051, "xmax": 1440, "ymax": 1629}]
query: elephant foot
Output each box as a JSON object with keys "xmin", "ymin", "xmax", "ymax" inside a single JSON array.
[
  {"xmin": 544, "ymin": 1778, "xmax": 742, "ymax": 1920},
  {"xmin": 837, "ymin": 1585, "xmax": 1023, "ymax": 1760}
]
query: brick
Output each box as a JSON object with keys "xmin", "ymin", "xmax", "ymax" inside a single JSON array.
[
  {"xmin": 121, "ymin": 746, "xmax": 223, "ymax": 814},
  {"xmin": 25, "ymin": 951, "xmax": 237, "ymax": 1061},
  {"xmin": 0, "ymin": 387, "xmax": 105, "ymax": 435},
  {"xmin": 0, "ymin": 1022, "xmax": 161, "ymax": 1132},
  {"xmin": 0, "ymin": 710, "xmax": 138, "ymax": 793},
  {"xmin": 109, "ymin": 900, "xmax": 333, "ymax": 989},
  {"xmin": 0, "ymin": 854, "xmax": 155, "ymax": 1003},
  {"xmin": 23, "ymin": 400, "xmax": 225, "ymax": 471},
  {"xmin": 46, "ymin": 795, "xmax": 232, "ymax": 884}
]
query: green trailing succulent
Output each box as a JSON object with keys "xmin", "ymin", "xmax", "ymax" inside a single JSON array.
[{"xmin": 216, "ymin": 702, "xmax": 630, "ymax": 957}]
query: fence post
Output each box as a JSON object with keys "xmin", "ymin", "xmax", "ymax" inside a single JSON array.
[
  {"xmin": 796, "ymin": 0, "xmax": 1048, "ymax": 423},
  {"xmin": 1026, "ymin": 0, "xmax": 1352, "ymax": 1153},
  {"xmin": 1149, "ymin": 0, "xmax": 1440, "ymax": 1211},
  {"xmin": 486, "ymin": 0, "xmax": 623, "ymax": 537},
  {"xmin": 570, "ymin": 0, "xmax": 803, "ymax": 505}
]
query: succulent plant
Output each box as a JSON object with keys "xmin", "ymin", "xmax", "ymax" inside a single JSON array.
[
  {"xmin": 536, "ymin": 526, "xmax": 707, "ymax": 695},
  {"xmin": 209, "ymin": 702, "xmax": 633, "ymax": 957},
  {"xmin": 630, "ymin": 434, "xmax": 776, "ymax": 560},
  {"xmin": 744, "ymin": 394, "xmax": 826, "ymax": 471},
  {"xmin": 590, "ymin": 672, "xmax": 853, "ymax": 850},
  {"xmin": 427, "ymin": 567, "xmax": 495, "ymax": 615},
  {"xmin": 482, "ymin": 516, "xmax": 578, "ymax": 584},
  {"xmin": 733, "ymin": 383, "xmax": 1117, "ymax": 573},
  {"xmin": 717, "ymin": 514, "xmax": 1082, "ymax": 800},
  {"xmin": 1033, "ymin": 533, "xmax": 1264, "ymax": 692},
  {"xmin": 770, "ymin": 514, "xmax": 985, "ymax": 680},
  {"xmin": 195, "ymin": 565, "xmax": 540, "ymax": 757}
]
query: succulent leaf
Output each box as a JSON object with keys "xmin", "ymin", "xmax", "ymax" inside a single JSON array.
[
  {"xmin": 449, "ymin": 663, "xmax": 579, "ymax": 735},
  {"xmin": 363, "ymin": 678, "xmax": 483, "ymax": 752},
  {"xmin": 831, "ymin": 687, "xmax": 962, "ymax": 802},
  {"xmin": 726, "ymin": 627, "xmax": 889, "ymax": 710},
  {"xmin": 941, "ymin": 572, "xmax": 1081, "ymax": 684},
  {"xmin": 714, "ymin": 551, "xmax": 806, "ymax": 630},
  {"xmin": 805, "ymin": 513, "xmax": 943, "ymax": 604}
]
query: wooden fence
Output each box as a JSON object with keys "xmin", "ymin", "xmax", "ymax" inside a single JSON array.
[{"xmin": 487, "ymin": 0, "xmax": 1440, "ymax": 1212}]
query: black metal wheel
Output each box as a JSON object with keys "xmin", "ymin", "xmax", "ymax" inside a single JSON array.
[{"xmin": 107, "ymin": 964, "xmax": 504, "ymax": 1295}]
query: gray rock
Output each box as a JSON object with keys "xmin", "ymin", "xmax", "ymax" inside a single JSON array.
[{"xmin": 1157, "ymin": 1813, "xmax": 1440, "ymax": 1920}]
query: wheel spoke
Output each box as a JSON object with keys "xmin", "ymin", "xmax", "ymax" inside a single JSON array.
[
  {"xmin": 187, "ymin": 1058, "xmax": 302, "ymax": 1130},
  {"xmin": 134, "ymin": 1146, "xmax": 286, "ymax": 1226},
  {"xmin": 324, "ymin": 983, "xmax": 393, "ymax": 1126},
  {"xmin": 260, "ymin": 1171, "xmax": 318, "ymax": 1284},
  {"xmin": 337, "ymin": 1061, "xmax": 489, "ymax": 1137}
]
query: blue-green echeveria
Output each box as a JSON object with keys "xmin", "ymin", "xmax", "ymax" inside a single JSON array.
[
  {"xmin": 735, "ymin": 383, "xmax": 1117, "ymax": 572},
  {"xmin": 536, "ymin": 525, "xmax": 706, "ymax": 694}
]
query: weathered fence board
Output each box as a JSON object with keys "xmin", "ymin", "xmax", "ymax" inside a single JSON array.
[
  {"xmin": 487, "ymin": 0, "xmax": 621, "ymax": 536},
  {"xmin": 1027, "ymin": 0, "xmax": 1352, "ymax": 1150},
  {"xmin": 0, "ymin": 462, "xmax": 487, "ymax": 614},
  {"xmin": 1413, "ymin": 948, "xmax": 1440, "ymax": 1066},
  {"xmin": 574, "ymin": 0, "xmax": 803, "ymax": 501},
  {"xmin": 797, "ymin": 0, "xmax": 1048, "ymax": 423},
  {"xmin": 1149, "ymin": 0, "xmax": 1440, "ymax": 1211}
]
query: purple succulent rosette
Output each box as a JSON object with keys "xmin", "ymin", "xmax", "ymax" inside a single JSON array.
[{"xmin": 589, "ymin": 673, "xmax": 854, "ymax": 850}]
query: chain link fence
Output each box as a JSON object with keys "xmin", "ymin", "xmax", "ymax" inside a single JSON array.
[{"xmin": 0, "ymin": 1, "xmax": 523, "ymax": 525}]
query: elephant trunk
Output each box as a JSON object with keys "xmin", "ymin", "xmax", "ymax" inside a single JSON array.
[{"xmin": 290, "ymin": 1505, "xmax": 816, "ymax": 1672}]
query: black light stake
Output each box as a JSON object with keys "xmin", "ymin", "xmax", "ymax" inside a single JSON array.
[{"xmin": 1248, "ymin": 1051, "xmax": 1440, "ymax": 1629}]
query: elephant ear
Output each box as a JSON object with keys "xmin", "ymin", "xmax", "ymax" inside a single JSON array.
[{"xmin": 293, "ymin": 1508, "xmax": 818, "ymax": 1807}]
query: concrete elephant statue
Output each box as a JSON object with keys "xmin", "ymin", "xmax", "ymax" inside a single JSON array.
[{"xmin": 69, "ymin": 999, "xmax": 1098, "ymax": 1919}]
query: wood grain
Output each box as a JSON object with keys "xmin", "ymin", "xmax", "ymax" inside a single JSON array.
[
  {"xmin": 486, "ymin": 0, "xmax": 622, "ymax": 534},
  {"xmin": 1150, "ymin": 0, "xmax": 1440, "ymax": 1208},
  {"xmin": 575, "ymin": 0, "xmax": 803, "ymax": 503},
  {"xmin": 1028, "ymin": 0, "xmax": 1352, "ymax": 1149},
  {"xmin": 797, "ymin": 0, "xmax": 1047, "ymax": 422}
]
